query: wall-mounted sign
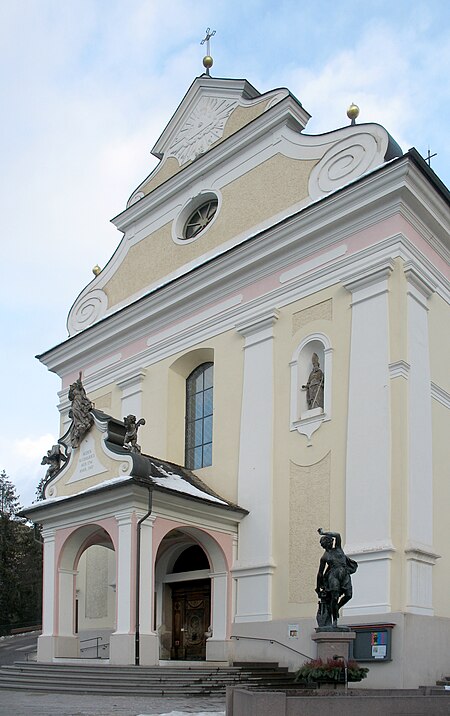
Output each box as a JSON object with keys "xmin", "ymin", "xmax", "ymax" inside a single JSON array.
[
  {"xmin": 350, "ymin": 623, "xmax": 394, "ymax": 662},
  {"xmin": 288, "ymin": 624, "xmax": 299, "ymax": 639}
]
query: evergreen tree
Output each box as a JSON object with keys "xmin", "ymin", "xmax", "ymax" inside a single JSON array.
[
  {"xmin": 0, "ymin": 471, "xmax": 42, "ymax": 635},
  {"xmin": 0, "ymin": 470, "xmax": 21, "ymax": 515}
]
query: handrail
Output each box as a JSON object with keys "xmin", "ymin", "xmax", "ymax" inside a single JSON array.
[
  {"xmin": 231, "ymin": 635, "xmax": 313, "ymax": 660},
  {"xmin": 79, "ymin": 636, "xmax": 109, "ymax": 659}
]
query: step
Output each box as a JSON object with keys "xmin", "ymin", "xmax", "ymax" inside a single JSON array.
[{"xmin": 0, "ymin": 660, "xmax": 295, "ymax": 695}]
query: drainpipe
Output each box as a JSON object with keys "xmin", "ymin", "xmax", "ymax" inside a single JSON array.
[{"xmin": 135, "ymin": 485, "xmax": 153, "ymax": 666}]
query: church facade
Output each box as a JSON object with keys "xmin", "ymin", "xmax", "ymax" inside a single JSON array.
[{"xmin": 24, "ymin": 71, "xmax": 450, "ymax": 689}]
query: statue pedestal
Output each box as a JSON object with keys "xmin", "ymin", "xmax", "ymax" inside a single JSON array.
[{"xmin": 311, "ymin": 629, "xmax": 356, "ymax": 663}]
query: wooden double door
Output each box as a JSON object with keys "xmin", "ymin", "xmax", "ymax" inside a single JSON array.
[{"xmin": 170, "ymin": 579, "xmax": 210, "ymax": 661}]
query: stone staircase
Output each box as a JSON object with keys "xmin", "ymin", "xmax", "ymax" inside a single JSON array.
[{"xmin": 0, "ymin": 661, "xmax": 296, "ymax": 696}]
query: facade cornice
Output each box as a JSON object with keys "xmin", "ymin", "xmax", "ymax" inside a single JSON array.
[
  {"xmin": 40, "ymin": 160, "xmax": 450, "ymax": 380},
  {"xmin": 40, "ymin": 237, "xmax": 449, "ymax": 390}
]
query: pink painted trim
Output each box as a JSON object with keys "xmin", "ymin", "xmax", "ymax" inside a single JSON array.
[{"xmin": 53, "ymin": 519, "xmax": 118, "ymax": 636}]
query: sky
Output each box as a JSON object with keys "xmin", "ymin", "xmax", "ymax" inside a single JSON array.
[{"xmin": 1, "ymin": 0, "xmax": 449, "ymax": 507}]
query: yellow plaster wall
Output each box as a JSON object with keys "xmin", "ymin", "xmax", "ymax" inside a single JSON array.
[
  {"xmin": 271, "ymin": 283, "xmax": 353, "ymax": 619},
  {"xmin": 141, "ymin": 157, "xmax": 183, "ymax": 196},
  {"xmin": 431, "ymin": 399, "xmax": 450, "ymax": 616},
  {"xmin": 140, "ymin": 331, "xmax": 244, "ymax": 504},
  {"xmin": 428, "ymin": 293, "xmax": 450, "ymax": 616},
  {"xmin": 103, "ymin": 154, "xmax": 317, "ymax": 310},
  {"xmin": 219, "ymin": 100, "xmax": 269, "ymax": 142},
  {"xmin": 428, "ymin": 293, "xmax": 450, "ymax": 393}
]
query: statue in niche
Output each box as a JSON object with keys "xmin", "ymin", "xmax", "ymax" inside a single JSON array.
[
  {"xmin": 68, "ymin": 372, "xmax": 94, "ymax": 448},
  {"xmin": 302, "ymin": 353, "xmax": 324, "ymax": 410},
  {"xmin": 41, "ymin": 444, "xmax": 68, "ymax": 480},
  {"xmin": 123, "ymin": 414, "xmax": 146, "ymax": 453},
  {"xmin": 315, "ymin": 528, "xmax": 358, "ymax": 630}
]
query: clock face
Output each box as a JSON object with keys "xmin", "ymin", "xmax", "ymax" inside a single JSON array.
[{"xmin": 170, "ymin": 96, "xmax": 237, "ymax": 165}]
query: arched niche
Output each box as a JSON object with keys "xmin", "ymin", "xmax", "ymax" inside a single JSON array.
[{"xmin": 290, "ymin": 332, "xmax": 332, "ymax": 439}]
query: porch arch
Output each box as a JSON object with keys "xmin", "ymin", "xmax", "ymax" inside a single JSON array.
[
  {"xmin": 56, "ymin": 523, "xmax": 116, "ymax": 655},
  {"xmin": 154, "ymin": 526, "xmax": 230, "ymax": 661}
]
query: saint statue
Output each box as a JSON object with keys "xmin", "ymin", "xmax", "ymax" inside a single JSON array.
[
  {"xmin": 302, "ymin": 353, "xmax": 324, "ymax": 410},
  {"xmin": 315, "ymin": 528, "xmax": 358, "ymax": 629},
  {"xmin": 68, "ymin": 373, "xmax": 94, "ymax": 448}
]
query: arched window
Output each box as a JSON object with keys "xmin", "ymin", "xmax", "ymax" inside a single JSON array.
[{"xmin": 185, "ymin": 362, "xmax": 213, "ymax": 469}]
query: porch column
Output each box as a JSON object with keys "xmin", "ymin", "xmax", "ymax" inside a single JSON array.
[
  {"xmin": 37, "ymin": 528, "xmax": 57, "ymax": 661},
  {"xmin": 206, "ymin": 570, "xmax": 229, "ymax": 661},
  {"xmin": 233, "ymin": 310, "xmax": 278, "ymax": 622},
  {"xmin": 110, "ymin": 510, "xmax": 136, "ymax": 664},
  {"xmin": 137, "ymin": 514, "xmax": 158, "ymax": 665},
  {"xmin": 344, "ymin": 263, "xmax": 395, "ymax": 614}
]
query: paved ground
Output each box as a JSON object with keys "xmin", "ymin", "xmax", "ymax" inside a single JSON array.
[
  {"xmin": 0, "ymin": 690, "xmax": 225, "ymax": 716},
  {"xmin": 0, "ymin": 634, "xmax": 225, "ymax": 715},
  {"xmin": 0, "ymin": 632, "xmax": 39, "ymax": 666}
]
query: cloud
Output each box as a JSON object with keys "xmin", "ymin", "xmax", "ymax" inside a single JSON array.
[{"xmin": 0, "ymin": 433, "xmax": 56, "ymax": 507}]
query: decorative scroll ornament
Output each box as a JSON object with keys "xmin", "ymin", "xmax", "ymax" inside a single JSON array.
[
  {"xmin": 68, "ymin": 373, "xmax": 94, "ymax": 448},
  {"xmin": 68, "ymin": 288, "xmax": 108, "ymax": 336},
  {"xmin": 169, "ymin": 96, "xmax": 238, "ymax": 166},
  {"xmin": 308, "ymin": 132, "xmax": 380, "ymax": 201}
]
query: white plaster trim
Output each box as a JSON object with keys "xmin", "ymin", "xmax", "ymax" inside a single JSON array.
[
  {"xmin": 308, "ymin": 130, "xmax": 388, "ymax": 201},
  {"xmin": 343, "ymin": 259, "xmax": 395, "ymax": 300},
  {"xmin": 84, "ymin": 353, "xmax": 122, "ymax": 378},
  {"xmin": 404, "ymin": 260, "xmax": 436, "ymax": 301},
  {"xmin": 345, "ymin": 543, "xmax": 396, "ymax": 559},
  {"xmin": 343, "ymin": 603, "xmax": 392, "ymax": 616},
  {"xmin": 404, "ymin": 544, "xmax": 441, "ymax": 564},
  {"xmin": 45, "ymin": 232, "xmax": 449, "ymax": 387},
  {"xmin": 147, "ymin": 294, "xmax": 242, "ymax": 347},
  {"xmin": 116, "ymin": 369, "xmax": 147, "ymax": 393},
  {"xmin": 163, "ymin": 569, "xmax": 210, "ymax": 583},
  {"xmin": 389, "ymin": 360, "xmax": 411, "ymax": 380},
  {"xmin": 279, "ymin": 245, "xmax": 347, "ymax": 283},
  {"xmin": 431, "ymin": 382, "xmax": 450, "ymax": 409},
  {"xmin": 235, "ymin": 309, "xmax": 279, "ymax": 344},
  {"xmin": 231, "ymin": 564, "xmax": 276, "ymax": 578}
]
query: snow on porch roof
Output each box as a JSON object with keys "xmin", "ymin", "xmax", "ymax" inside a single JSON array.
[{"xmin": 21, "ymin": 451, "xmax": 247, "ymax": 517}]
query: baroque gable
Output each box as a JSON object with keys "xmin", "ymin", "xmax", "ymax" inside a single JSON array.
[{"xmin": 66, "ymin": 75, "xmax": 402, "ymax": 337}]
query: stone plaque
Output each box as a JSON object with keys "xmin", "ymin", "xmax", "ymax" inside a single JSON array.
[{"xmin": 67, "ymin": 432, "xmax": 108, "ymax": 483}]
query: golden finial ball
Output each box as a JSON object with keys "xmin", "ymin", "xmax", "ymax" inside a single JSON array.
[
  {"xmin": 92, "ymin": 264, "xmax": 101, "ymax": 276},
  {"xmin": 203, "ymin": 55, "xmax": 213, "ymax": 69},
  {"xmin": 347, "ymin": 103, "xmax": 360, "ymax": 122}
]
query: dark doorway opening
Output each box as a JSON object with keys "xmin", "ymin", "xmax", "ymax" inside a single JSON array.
[{"xmin": 170, "ymin": 579, "xmax": 210, "ymax": 660}]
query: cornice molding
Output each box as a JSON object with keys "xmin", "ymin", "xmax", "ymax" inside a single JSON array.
[
  {"xmin": 42, "ymin": 232, "xmax": 449, "ymax": 391},
  {"xmin": 404, "ymin": 260, "xmax": 436, "ymax": 300},
  {"xmin": 431, "ymin": 381, "xmax": 450, "ymax": 409},
  {"xmin": 389, "ymin": 360, "xmax": 411, "ymax": 380}
]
